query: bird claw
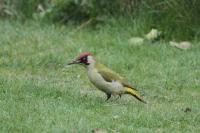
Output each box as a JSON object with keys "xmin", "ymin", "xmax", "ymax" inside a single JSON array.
[{"xmin": 105, "ymin": 93, "xmax": 111, "ymax": 101}]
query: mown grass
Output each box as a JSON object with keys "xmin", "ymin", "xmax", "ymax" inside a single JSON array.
[{"xmin": 0, "ymin": 20, "xmax": 200, "ymax": 133}]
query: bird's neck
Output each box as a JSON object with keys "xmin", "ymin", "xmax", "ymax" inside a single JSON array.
[
  {"xmin": 86, "ymin": 55, "xmax": 96, "ymax": 70},
  {"xmin": 87, "ymin": 60, "xmax": 96, "ymax": 70}
]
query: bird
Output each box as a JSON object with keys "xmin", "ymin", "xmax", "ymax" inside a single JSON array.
[{"xmin": 68, "ymin": 52, "xmax": 146, "ymax": 103}]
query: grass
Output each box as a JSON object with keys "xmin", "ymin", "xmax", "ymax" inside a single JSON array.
[{"xmin": 0, "ymin": 20, "xmax": 200, "ymax": 133}]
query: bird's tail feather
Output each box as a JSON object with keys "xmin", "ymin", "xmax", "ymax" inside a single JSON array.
[{"xmin": 125, "ymin": 87, "xmax": 147, "ymax": 104}]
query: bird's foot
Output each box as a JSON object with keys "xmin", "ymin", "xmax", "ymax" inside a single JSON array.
[{"xmin": 105, "ymin": 93, "xmax": 111, "ymax": 101}]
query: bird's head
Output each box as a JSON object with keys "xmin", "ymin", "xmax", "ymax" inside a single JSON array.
[{"xmin": 68, "ymin": 52, "xmax": 95, "ymax": 66}]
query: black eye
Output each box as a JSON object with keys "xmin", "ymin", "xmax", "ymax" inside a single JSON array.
[{"xmin": 82, "ymin": 57, "xmax": 87, "ymax": 61}]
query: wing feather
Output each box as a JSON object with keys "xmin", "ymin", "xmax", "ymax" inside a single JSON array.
[{"xmin": 95, "ymin": 63, "xmax": 136, "ymax": 90}]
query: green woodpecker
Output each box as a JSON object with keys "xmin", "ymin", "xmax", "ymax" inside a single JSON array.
[{"xmin": 68, "ymin": 52, "xmax": 146, "ymax": 103}]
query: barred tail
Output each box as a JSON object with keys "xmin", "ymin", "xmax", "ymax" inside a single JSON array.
[{"xmin": 125, "ymin": 87, "xmax": 147, "ymax": 104}]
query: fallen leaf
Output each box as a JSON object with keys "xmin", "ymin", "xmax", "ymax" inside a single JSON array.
[
  {"xmin": 92, "ymin": 128, "xmax": 108, "ymax": 133},
  {"xmin": 170, "ymin": 41, "xmax": 191, "ymax": 50},
  {"xmin": 179, "ymin": 41, "xmax": 191, "ymax": 50},
  {"xmin": 145, "ymin": 28, "xmax": 162, "ymax": 42},
  {"xmin": 128, "ymin": 37, "xmax": 144, "ymax": 46}
]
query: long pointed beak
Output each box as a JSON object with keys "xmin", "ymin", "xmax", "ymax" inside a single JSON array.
[{"xmin": 67, "ymin": 60, "xmax": 80, "ymax": 65}]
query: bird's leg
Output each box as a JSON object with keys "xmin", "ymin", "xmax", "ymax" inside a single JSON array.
[
  {"xmin": 105, "ymin": 93, "xmax": 111, "ymax": 101},
  {"xmin": 118, "ymin": 94, "xmax": 122, "ymax": 98}
]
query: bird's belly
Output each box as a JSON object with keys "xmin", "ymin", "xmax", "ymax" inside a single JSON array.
[{"xmin": 87, "ymin": 70, "xmax": 123, "ymax": 94}]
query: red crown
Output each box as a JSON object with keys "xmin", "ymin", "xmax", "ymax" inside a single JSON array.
[{"xmin": 77, "ymin": 52, "xmax": 92, "ymax": 59}]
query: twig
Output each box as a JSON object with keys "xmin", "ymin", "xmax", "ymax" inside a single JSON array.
[{"xmin": 68, "ymin": 18, "xmax": 93, "ymax": 36}]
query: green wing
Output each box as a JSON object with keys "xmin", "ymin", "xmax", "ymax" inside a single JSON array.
[{"xmin": 95, "ymin": 63, "xmax": 136, "ymax": 90}]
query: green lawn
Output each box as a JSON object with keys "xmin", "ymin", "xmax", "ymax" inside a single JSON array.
[{"xmin": 0, "ymin": 20, "xmax": 200, "ymax": 133}]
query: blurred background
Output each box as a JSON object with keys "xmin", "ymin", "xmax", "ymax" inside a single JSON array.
[
  {"xmin": 0, "ymin": 1, "xmax": 200, "ymax": 132},
  {"xmin": 0, "ymin": 0, "xmax": 200, "ymax": 40}
]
